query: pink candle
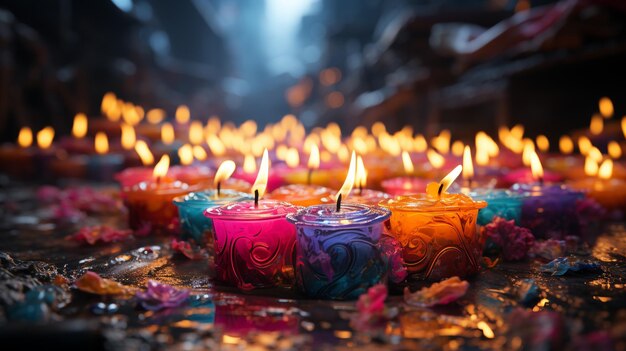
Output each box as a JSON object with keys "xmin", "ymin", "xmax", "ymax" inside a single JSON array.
[{"xmin": 381, "ymin": 176, "xmax": 430, "ymax": 196}]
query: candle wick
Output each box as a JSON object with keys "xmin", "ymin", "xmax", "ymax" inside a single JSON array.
[
  {"xmin": 437, "ymin": 183, "xmax": 444, "ymax": 197},
  {"xmin": 254, "ymin": 189, "xmax": 259, "ymax": 208},
  {"xmin": 156, "ymin": 176, "xmax": 161, "ymax": 186},
  {"xmin": 307, "ymin": 169, "xmax": 312, "ymax": 186},
  {"xmin": 217, "ymin": 182, "xmax": 221, "ymax": 198},
  {"xmin": 336, "ymin": 193, "xmax": 342, "ymax": 212},
  {"xmin": 359, "ymin": 183, "xmax": 363, "ymax": 196},
  {"xmin": 539, "ymin": 177, "xmax": 544, "ymax": 186}
]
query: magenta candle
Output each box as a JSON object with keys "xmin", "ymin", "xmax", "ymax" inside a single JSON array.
[
  {"xmin": 497, "ymin": 168, "xmax": 563, "ymax": 188},
  {"xmin": 381, "ymin": 176, "xmax": 430, "ymax": 196},
  {"xmin": 204, "ymin": 200, "xmax": 299, "ymax": 290}
]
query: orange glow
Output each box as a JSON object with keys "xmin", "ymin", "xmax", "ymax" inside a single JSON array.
[
  {"xmin": 463, "ymin": 146, "xmax": 474, "ymax": 180},
  {"xmin": 101, "ymin": 92, "xmax": 116, "ymax": 115},
  {"xmin": 536, "ymin": 135, "xmax": 549, "ymax": 152},
  {"xmin": 356, "ymin": 155, "xmax": 368, "ymax": 189},
  {"xmin": 251, "ymin": 149, "xmax": 269, "ymax": 199},
  {"xmin": 214, "ymin": 160, "xmax": 236, "ymax": 188},
  {"xmin": 522, "ymin": 139, "xmax": 535, "ymax": 167},
  {"xmin": 94, "ymin": 132, "xmax": 109, "ymax": 154},
  {"xmin": 321, "ymin": 129, "xmax": 341, "ymax": 153},
  {"xmin": 599, "ymin": 97, "xmax": 614, "ymax": 118},
  {"xmin": 431, "ymin": 130, "xmax": 451, "ymax": 154},
  {"xmin": 590, "ymin": 114, "xmax": 603, "ymax": 135},
  {"xmin": 189, "ymin": 121, "xmax": 204, "ymax": 145},
  {"xmin": 308, "ymin": 143, "xmax": 320, "ymax": 170},
  {"xmin": 240, "ymin": 120, "xmax": 258, "ymax": 137},
  {"xmin": 584, "ymin": 156, "xmax": 598, "ymax": 177},
  {"xmin": 402, "ymin": 151, "xmax": 414, "ymax": 175},
  {"xmin": 146, "ymin": 108, "xmax": 165, "ymax": 124},
  {"xmin": 161, "ymin": 123, "xmax": 175, "ymax": 145},
  {"xmin": 153, "ymin": 155, "xmax": 170, "ymax": 180},
  {"xmin": 285, "ymin": 148, "xmax": 300, "ymax": 168},
  {"xmin": 371, "ymin": 122, "xmax": 386, "ymax": 137},
  {"xmin": 326, "ymin": 92, "xmax": 344, "ymax": 109},
  {"xmin": 243, "ymin": 154, "xmax": 257, "ymax": 174},
  {"xmin": 451, "ymin": 141, "xmax": 464, "ymax": 157},
  {"xmin": 336, "ymin": 151, "xmax": 357, "ymax": 202},
  {"xmin": 193, "ymin": 145, "xmax": 207, "ymax": 161},
  {"xmin": 529, "ymin": 150, "xmax": 544, "ymax": 181},
  {"xmin": 588, "ymin": 147, "xmax": 603, "ymax": 163},
  {"xmin": 72, "ymin": 113, "xmax": 88, "ymax": 139},
  {"xmin": 608, "ymin": 141, "xmax": 622, "ymax": 159},
  {"xmin": 175, "ymin": 105, "xmax": 190, "ymax": 124},
  {"xmin": 206, "ymin": 135, "xmax": 226, "ymax": 156},
  {"xmin": 178, "ymin": 144, "xmax": 194, "ymax": 166},
  {"xmin": 320, "ymin": 67, "xmax": 342, "ymax": 86},
  {"xmin": 36, "ymin": 127, "xmax": 54, "ymax": 149},
  {"xmin": 510, "ymin": 124, "xmax": 524, "ymax": 140},
  {"xmin": 120, "ymin": 123, "xmax": 136, "ymax": 150},
  {"xmin": 559, "ymin": 136, "xmax": 574, "ymax": 154},
  {"xmin": 122, "ymin": 102, "xmax": 141, "ymax": 126},
  {"xmin": 427, "ymin": 149, "xmax": 445, "ymax": 169},
  {"xmin": 134, "ymin": 140, "xmax": 154, "ymax": 166},
  {"xmin": 337, "ymin": 144, "xmax": 350, "ymax": 162},
  {"xmin": 598, "ymin": 159, "xmax": 613, "ymax": 180},
  {"xmin": 622, "ymin": 117, "xmax": 626, "ymax": 139},
  {"xmin": 17, "ymin": 127, "xmax": 33, "ymax": 148}
]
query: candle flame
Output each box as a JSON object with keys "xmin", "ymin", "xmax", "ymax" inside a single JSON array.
[
  {"xmin": 431, "ymin": 130, "xmax": 451, "ymax": 154},
  {"xmin": 402, "ymin": 151, "xmax": 414, "ymax": 175},
  {"xmin": 426, "ymin": 149, "xmax": 445, "ymax": 169},
  {"xmin": 599, "ymin": 97, "xmax": 614, "ymax": 118},
  {"xmin": 451, "ymin": 141, "xmax": 464, "ymax": 157},
  {"xmin": 153, "ymin": 155, "xmax": 170, "ymax": 180},
  {"xmin": 598, "ymin": 159, "xmax": 613, "ymax": 180},
  {"xmin": 559, "ymin": 136, "xmax": 574, "ymax": 154},
  {"xmin": 72, "ymin": 113, "xmax": 88, "ymax": 139},
  {"xmin": 36, "ymin": 127, "xmax": 54, "ymax": 149},
  {"xmin": 536, "ymin": 135, "xmax": 549, "ymax": 152},
  {"xmin": 529, "ymin": 150, "xmax": 544, "ymax": 181},
  {"xmin": 584, "ymin": 156, "xmax": 598, "ymax": 177},
  {"xmin": 463, "ymin": 146, "xmax": 474, "ymax": 180},
  {"xmin": 578, "ymin": 136, "xmax": 592, "ymax": 155},
  {"xmin": 101, "ymin": 92, "xmax": 116, "ymax": 116},
  {"xmin": 588, "ymin": 147, "xmax": 603, "ymax": 163},
  {"xmin": 207, "ymin": 134, "xmax": 226, "ymax": 156},
  {"xmin": 414, "ymin": 135, "xmax": 427, "ymax": 152},
  {"xmin": 251, "ymin": 149, "xmax": 269, "ymax": 199},
  {"xmin": 94, "ymin": 132, "xmax": 109, "ymax": 154},
  {"xmin": 608, "ymin": 141, "xmax": 622, "ymax": 159},
  {"xmin": 590, "ymin": 114, "xmax": 603, "ymax": 135},
  {"xmin": 193, "ymin": 145, "xmax": 207, "ymax": 161},
  {"xmin": 356, "ymin": 155, "xmax": 368, "ymax": 189},
  {"xmin": 175, "ymin": 105, "xmax": 190, "ymax": 124},
  {"xmin": 178, "ymin": 144, "xmax": 194, "ymax": 166},
  {"xmin": 189, "ymin": 121, "xmax": 204, "ymax": 145},
  {"xmin": 243, "ymin": 154, "xmax": 257, "ymax": 174},
  {"xmin": 285, "ymin": 148, "xmax": 300, "ymax": 168},
  {"xmin": 308, "ymin": 143, "xmax": 320, "ymax": 169},
  {"xmin": 214, "ymin": 160, "xmax": 236, "ymax": 187},
  {"xmin": 134, "ymin": 140, "xmax": 154, "ymax": 166},
  {"xmin": 161, "ymin": 123, "xmax": 175, "ymax": 145},
  {"xmin": 622, "ymin": 117, "xmax": 626, "ymax": 139},
  {"xmin": 338, "ymin": 144, "xmax": 350, "ymax": 162},
  {"xmin": 522, "ymin": 139, "xmax": 535, "ymax": 167},
  {"xmin": 146, "ymin": 108, "xmax": 165, "ymax": 124},
  {"xmin": 336, "ymin": 151, "xmax": 356, "ymax": 201},
  {"xmin": 17, "ymin": 127, "xmax": 33, "ymax": 148},
  {"xmin": 427, "ymin": 165, "xmax": 462, "ymax": 198},
  {"xmin": 120, "ymin": 123, "xmax": 136, "ymax": 150}
]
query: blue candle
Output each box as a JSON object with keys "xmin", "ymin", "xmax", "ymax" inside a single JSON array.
[
  {"xmin": 286, "ymin": 203, "xmax": 390, "ymax": 300},
  {"xmin": 470, "ymin": 189, "xmax": 523, "ymax": 226}
]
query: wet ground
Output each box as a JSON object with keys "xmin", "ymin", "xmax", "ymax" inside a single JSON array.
[{"xmin": 0, "ymin": 183, "xmax": 625, "ymax": 350}]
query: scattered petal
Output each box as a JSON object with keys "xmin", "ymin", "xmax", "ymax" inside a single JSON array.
[
  {"xmin": 68, "ymin": 225, "xmax": 133, "ymax": 245},
  {"xmin": 482, "ymin": 217, "xmax": 534, "ymax": 261},
  {"xmin": 350, "ymin": 284, "xmax": 388, "ymax": 330},
  {"xmin": 539, "ymin": 257, "xmax": 600, "ymax": 276},
  {"xmin": 136, "ymin": 280, "xmax": 190, "ymax": 311},
  {"xmin": 404, "ymin": 276, "xmax": 469, "ymax": 307},
  {"xmin": 171, "ymin": 239, "xmax": 207, "ymax": 260},
  {"xmin": 529, "ymin": 239, "xmax": 566, "ymax": 262},
  {"xmin": 75, "ymin": 271, "xmax": 135, "ymax": 296}
]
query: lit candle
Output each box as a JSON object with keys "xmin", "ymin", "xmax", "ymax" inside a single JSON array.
[
  {"xmin": 569, "ymin": 159, "xmax": 626, "ymax": 214},
  {"xmin": 287, "ymin": 152, "xmax": 391, "ymax": 299},
  {"xmin": 123, "ymin": 155, "xmax": 199, "ymax": 233},
  {"xmin": 204, "ymin": 149, "xmax": 299, "ymax": 290},
  {"xmin": 86, "ymin": 132, "xmax": 124, "ymax": 181},
  {"xmin": 498, "ymin": 149, "xmax": 562, "ymax": 187},
  {"xmin": 381, "ymin": 165, "xmax": 487, "ymax": 280},
  {"xmin": 0, "ymin": 127, "xmax": 36, "ymax": 179},
  {"xmin": 511, "ymin": 152, "xmax": 585, "ymax": 240},
  {"xmin": 381, "ymin": 151, "xmax": 431, "ymax": 196}
]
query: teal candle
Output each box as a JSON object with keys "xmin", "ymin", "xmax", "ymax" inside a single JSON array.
[
  {"xmin": 471, "ymin": 189, "xmax": 523, "ymax": 226},
  {"xmin": 173, "ymin": 189, "xmax": 250, "ymax": 244}
]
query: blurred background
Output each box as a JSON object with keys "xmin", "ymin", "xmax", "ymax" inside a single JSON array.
[{"xmin": 1, "ymin": 0, "xmax": 626, "ymax": 142}]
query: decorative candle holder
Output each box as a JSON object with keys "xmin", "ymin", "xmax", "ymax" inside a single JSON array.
[
  {"xmin": 204, "ymin": 200, "xmax": 299, "ymax": 290},
  {"xmin": 123, "ymin": 181, "xmax": 198, "ymax": 234},
  {"xmin": 173, "ymin": 189, "xmax": 251, "ymax": 244},
  {"xmin": 511, "ymin": 184, "xmax": 585, "ymax": 240},
  {"xmin": 470, "ymin": 189, "xmax": 523, "ymax": 226},
  {"xmin": 287, "ymin": 203, "xmax": 391, "ymax": 300},
  {"xmin": 381, "ymin": 194, "xmax": 487, "ymax": 281}
]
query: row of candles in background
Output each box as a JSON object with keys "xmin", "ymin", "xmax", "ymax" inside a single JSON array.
[{"xmin": 0, "ymin": 93, "xmax": 624, "ymax": 299}]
